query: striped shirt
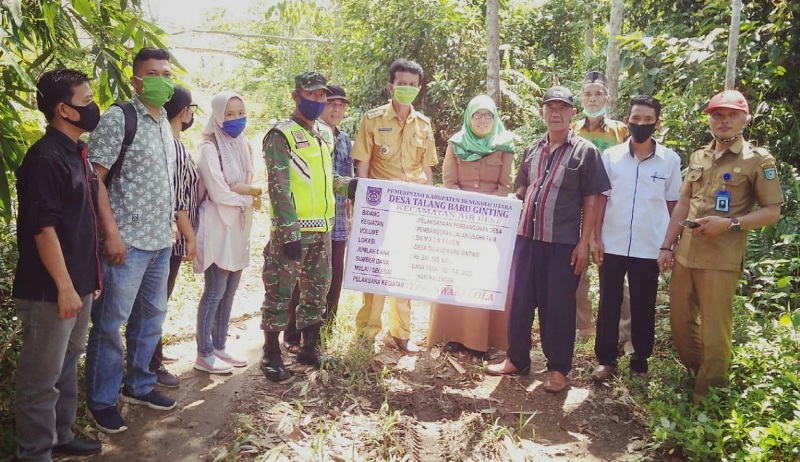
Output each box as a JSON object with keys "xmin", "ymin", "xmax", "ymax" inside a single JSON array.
[
  {"xmin": 173, "ymin": 139, "xmax": 199, "ymax": 257},
  {"xmin": 331, "ymin": 129, "xmax": 354, "ymax": 241},
  {"xmin": 515, "ymin": 130, "xmax": 610, "ymax": 245}
]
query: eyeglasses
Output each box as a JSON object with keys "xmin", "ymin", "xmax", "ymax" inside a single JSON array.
[
  {"xmin": 188, "ymin": 104, "xmax": 198, "ymax": 112},
  {"xmin": 472, "ymin": 112, "xmax": 495, "ymax": 120}
]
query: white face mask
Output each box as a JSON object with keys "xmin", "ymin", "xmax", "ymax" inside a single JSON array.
[{"xmin": 583, "ymin": 106, "xmax": 607, "ymax": 118}]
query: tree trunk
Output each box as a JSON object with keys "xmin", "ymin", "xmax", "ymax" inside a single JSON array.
[
  {"xmin": 725, "ymin": 0, "xmax": 742, "ymax": 90},
  {"xmin": 486, "ymin": 0, "xmax": 501, "ymax": 105},
  {"xmin": 584, "ymin": 3, "xmax": 594, "ymax": 63},
  {"xmin": 606, "ymin": 0, "xmax": 624, "ymax": 117}
]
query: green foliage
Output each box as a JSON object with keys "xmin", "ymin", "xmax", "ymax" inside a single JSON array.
[
  {"xmin": 0, "ymin": 220, "xmax": 19, "ymax": 456},
  {"xmin": 644, "ymin": 302, "xmax": 800, "ymax": 461},
  {"xmin": 617, "ymin": 0, "xmax": 800, "ymax": 165},
  {"xmin": 0, "ymin": 0, "xmax": 171, "ymax": 219}
]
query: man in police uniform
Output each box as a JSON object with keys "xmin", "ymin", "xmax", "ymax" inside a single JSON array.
[
  {"xmin": 260, "ymin": 71, "xmax": 355, "ymax": 382},
  {"xmin": 351, "ymin": 59, "xmax": 438, "ymax": 354},
  {"xmin": 570, "ymin": 70, "xmax": 632, "ymax": 346},
  {"xmin": 658, "ymin": 90, "xmax": 783, "ymax": 403}
]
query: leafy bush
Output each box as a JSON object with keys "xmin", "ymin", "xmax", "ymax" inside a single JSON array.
[
  {"xmin": 0, "ymin": 220, "xmax": 19, "ymax": 457},
  {"xmin": 644, "ymin": 273, "xmax": 800, "ymax": 461}
]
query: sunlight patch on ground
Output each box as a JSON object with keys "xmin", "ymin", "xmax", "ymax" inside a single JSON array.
[
  {"xmin": 563, "ymin": 387, "xmax": 591, "ymax": 412},
  {"xmin": 395, "ymin": 354, "xmax": 418, "ymax": 371},
  {"xmin": 183, "ymin": 399, "xmax": 205, "ymax": 410}
]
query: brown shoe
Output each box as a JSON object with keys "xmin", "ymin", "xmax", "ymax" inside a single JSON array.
[
  {"xmin": 591, "ymin": 365, "xmax": 616, "ymax": 382},
  {"xmin": 543, "ymin": 371, "xmax": 567, "ymax": 393},
  {"xmin": 392, "ymin": 336, "xmax": 421, "ymax": 355},
  {"xmin": 485, "ymin": 359, "xmax": 529, "ymax": 376}
]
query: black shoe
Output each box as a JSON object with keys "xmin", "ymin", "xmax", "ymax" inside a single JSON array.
[
  {"xmin": 443, "ymin": 342, "xmax": 464, "ymax": 353},
  {"xmin": 120, "ymin": 388, "xmax": 177, "ymax": 410},
  {"xmin": 297, "ymin": 322, "xmax": 337, "ymax": 369},
  {"xmin": 88, "ymin": 406, "xmax": 127, "ymax": 434},
  {"xmin": 155, "ymin": 365, "xmax": 180, "ymax": 388},
  {"xmin": 261, "ymin": 353, "xmax": 292, "ymax": 382},
  {"xmin": 297, "ymin": 345, "xmax": 325, "ymax": 368},
  {"xmin": 53, "ymin": 437, "xmax": 103, "ymax": 456}
]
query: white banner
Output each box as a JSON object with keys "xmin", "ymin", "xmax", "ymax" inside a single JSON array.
[{"xmin": 343, "ymin": 179, "xmax": 521, "ymax": 310}]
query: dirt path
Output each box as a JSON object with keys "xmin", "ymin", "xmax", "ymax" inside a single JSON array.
[
  {"xmin": 68, "ymin": 211, "xmax": 647, "ymax": 462},
  {"xmin": 71, "ymin": 280, "xmax": 647, "ymax": 461}
]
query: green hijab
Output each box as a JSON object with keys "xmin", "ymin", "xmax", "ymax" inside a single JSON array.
[{"xmin": 449, "ymin": 94, "xmax": 517, "ymax": 161}]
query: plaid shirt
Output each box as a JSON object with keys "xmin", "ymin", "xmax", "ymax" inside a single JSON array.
[
  {"xmin": 515, "ymin": 130, "xmax": 610, "ymax": 245},
  {"xmin": 331, "ymin": 129, "xmax": 354, "ymax": 241}
]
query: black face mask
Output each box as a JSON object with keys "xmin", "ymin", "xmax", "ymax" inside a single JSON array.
[
  {"xmin": 181, "ymin": 116, "xmax": 194, "ymax": 132},
  {"xmin": 64, "ymin": 101, "xmax": 101, "ymax": 132},
  {"xmin": 628, "ymin": 122, "xmax": 657, "ymax": 143}
]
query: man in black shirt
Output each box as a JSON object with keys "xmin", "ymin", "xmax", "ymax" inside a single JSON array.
[{"xmin": 13, "ymin": 69, "xmax": 103, "ymax": 460}]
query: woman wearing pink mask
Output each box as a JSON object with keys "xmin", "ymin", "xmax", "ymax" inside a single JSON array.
[{"xmin": 193, "ymin": 91, "xmax": 261, "ymax": 374}]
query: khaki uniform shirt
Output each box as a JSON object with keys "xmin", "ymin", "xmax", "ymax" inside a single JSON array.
[
  {"xmin": 675, "ymin": 138, "xmax": 784, "ymax": 271},
  {"xmin": 350, "ymin": 101, "xmax": 438, "ymax": 182},
  {"xmin": 571, "ymin": 117, "xmax": 629, "ymax": 154},
  {"xmin": 442, "ymin": 143, "xmax": 513, "ymax": 196}
]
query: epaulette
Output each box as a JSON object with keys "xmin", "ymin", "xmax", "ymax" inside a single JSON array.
[
  {"xmin": 415, "ymin": 112, "xmax": 431, "ymax": 124},
  {"xmin": 272, "ymin": 118, "xmax": 294, "ymax": 130},
  {"xmin": 365, "ymin": 107, "xmax": 386, "ymax": 119},
  {"xmin": 751, "ymin": 145, "xmax": 773, "ymax": 159}
]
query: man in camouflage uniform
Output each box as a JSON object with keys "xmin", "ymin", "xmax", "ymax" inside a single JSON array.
[{"xmin": 260, "ymin": 71, "xmax": 356, "ymax": 382}]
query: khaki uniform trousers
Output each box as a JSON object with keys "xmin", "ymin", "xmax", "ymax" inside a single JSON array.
[
  {"xmin": 576, "ymin": 269, "xmax": 632, "ymax": 341},
  {"xmin": 669, "ymin": 261, "xmax": 740, "ymax": 403},
  {"xmin": 356, "ymin": 293, "xmax": 412, "ymax": 340}
]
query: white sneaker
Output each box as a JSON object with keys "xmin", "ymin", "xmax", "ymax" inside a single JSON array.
[
  {"xmin": 194, "ymin": 355, "xmax": 234, "ymax": 374},
  {"xmin": 214, "ymin": 349, "xmax": 248, "ymax": 368}
]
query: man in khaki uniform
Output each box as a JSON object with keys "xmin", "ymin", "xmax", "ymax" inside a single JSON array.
[
  {"xmin": 351, "ymin": 58, "xmax": 438, "ymax": 354},
  {"xmin": 570, "ymin": 71, "xmax": 631, "ymax": 346},
  {"xmin": 658, "ymin": 90, "xmax": 783, "ymax": 403}
]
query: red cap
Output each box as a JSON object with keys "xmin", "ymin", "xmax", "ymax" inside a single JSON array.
[{"xmin": 704, "ymin": 90, "xmax": 749, "ymax": 114}]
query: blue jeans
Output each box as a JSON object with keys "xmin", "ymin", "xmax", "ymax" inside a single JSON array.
[
  {"xmin": 85, "ymin": 247, "xmax": 170, "ymax": 410},
  {"xmin": 196, "ymin": 264, "xmax": 242, "ymax": 357}
]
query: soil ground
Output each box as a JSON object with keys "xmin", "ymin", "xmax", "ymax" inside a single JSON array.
[
  {"xmin": 62, "ymin": 268, "xmax": 650, "ymax": 461},
  {"xmin": 57, "ymin": 217, "xmax": 652, "ymax": 461}
]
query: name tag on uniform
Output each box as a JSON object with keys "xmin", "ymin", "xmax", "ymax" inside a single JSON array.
[
  {"xmin": 690, "ymin": 164, "xmax": 703, "ymax": 171},
  {"xmin": 715, "ymin": 190, "xmax": 731, "ymax": 212},
  {"xmin": 292, "ymin": 130, "xmax": 310, "ymax": 148},
  {"xmin": 378, "ymin": 127, "xmax": 392, "ymax": 132}
]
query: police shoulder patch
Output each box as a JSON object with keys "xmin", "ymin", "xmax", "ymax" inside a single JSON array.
[
  {"xmin": 763, "ymin": 166, "xmax": 778, "ymax": 180},
  {"xmin": 366, "ymin": 107, "xmax": 385, "ymax": 119},
  {"xmin": 415, "ymin": 112, "xmax": 431, "ymax": 124}
]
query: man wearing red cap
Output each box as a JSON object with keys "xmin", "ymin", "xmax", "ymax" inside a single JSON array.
[{"xmin": 657, "ymin": 90, "xmax": 783, "ymax": 403}]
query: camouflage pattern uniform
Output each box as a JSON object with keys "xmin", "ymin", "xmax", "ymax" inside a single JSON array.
[{"xmin": 261, "ymin": 117, "xmax": 350, "ymax": 332}]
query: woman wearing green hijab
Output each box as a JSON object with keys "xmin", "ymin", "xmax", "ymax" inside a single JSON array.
[{"xmin": 427, "ymin": 95, "xmax": 517, "ymax": 357}]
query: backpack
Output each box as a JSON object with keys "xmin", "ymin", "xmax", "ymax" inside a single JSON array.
[{"xmin": 103, "ymin": 101, "xmax": 137, "ymax": 187}]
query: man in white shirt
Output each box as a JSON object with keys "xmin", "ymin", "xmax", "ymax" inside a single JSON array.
[{"xmin": 591, "ymin": 95, "xmax": 682, "ymax": 381}]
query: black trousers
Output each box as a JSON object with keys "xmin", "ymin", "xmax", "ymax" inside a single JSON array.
[
  {"xmin": 596, "ymin": 253, "xmax": 659, "ymax": 372},
  {"xmin": 150, "ymin": 254, "xmax": 183, "ymax": 371},
  {"xmin": 507, "ymin": 237, "xmax": 579, "ymax": 375},
  {"xmin": 285, "ymin": 239, "xmax": 347, "ymax": 344}
]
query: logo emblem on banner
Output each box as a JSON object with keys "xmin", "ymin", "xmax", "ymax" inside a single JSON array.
[{"xmin": 366, "ymin": 186, "xmax": 382, "ymax": 206}]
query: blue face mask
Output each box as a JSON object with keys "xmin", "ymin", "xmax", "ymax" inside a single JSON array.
[
  {"xmin": 221, "ymin": 117, "xmax": 247, "ymax": 138},
  {"xmin": 298, "ymin": 94, "xmax": 326, "ymax": 120}
]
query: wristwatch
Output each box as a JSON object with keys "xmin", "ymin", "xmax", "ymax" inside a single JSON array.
[{"xmin": 729, "ymin": 216, "xmax": 741, "ymax": 232}]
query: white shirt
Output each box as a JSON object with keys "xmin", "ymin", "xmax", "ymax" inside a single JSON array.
[
  {"xmin": 193, "ymin": 140, "xmax": 255, "ymax": 273},
  {"xmin": 600, "ymin": 139, "xmax": 682, "ymax": 259}
]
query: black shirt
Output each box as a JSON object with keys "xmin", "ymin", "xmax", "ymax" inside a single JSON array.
[{"xmin": 13, "ymin": 126, "xmax": 101, "ymax": 301}]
